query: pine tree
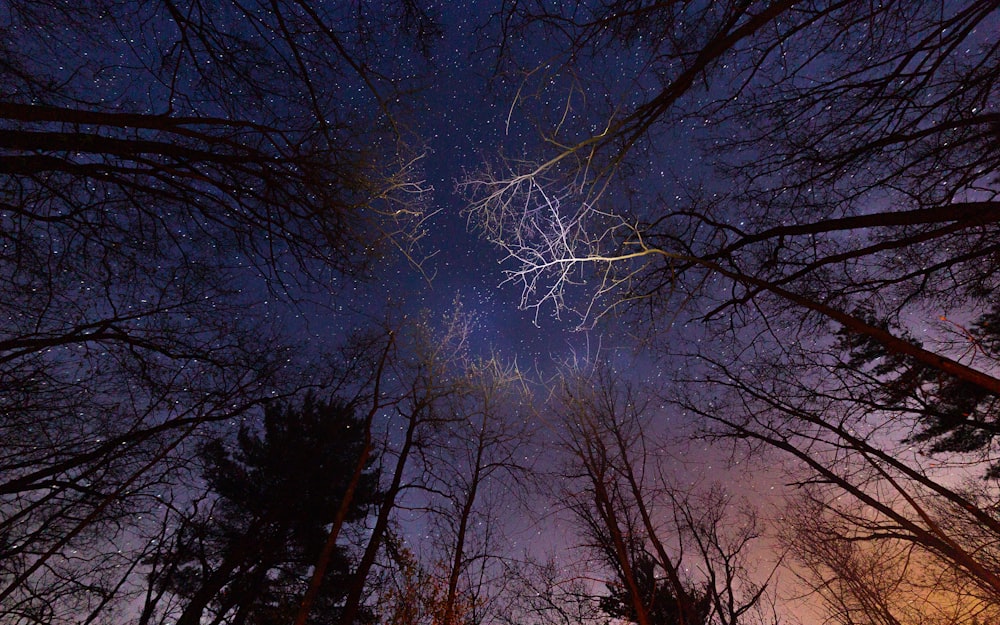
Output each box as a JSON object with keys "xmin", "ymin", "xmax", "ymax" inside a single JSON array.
[
  {"xmin": 599, "ymin": 552, "xmax": 712, "ymax": 625},
  {"xmin": 158, "ymin": 395, "xmax": 381, "ymax": 625},
  {"xmin": 836, "ymin": 306, "xmax": 1000, "ymax": 477}
]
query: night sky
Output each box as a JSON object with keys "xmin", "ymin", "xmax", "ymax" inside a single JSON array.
[
  {"xmin": 4, "ymin": 1, "xmax": 998, "ymax": 624},
  {"xmin": 372, "ymin": 2, "xmax": 681, "ymax": 370},
  {"xmin": 366, "ymin": 2, "xmax": 607, "ymax": 367}
]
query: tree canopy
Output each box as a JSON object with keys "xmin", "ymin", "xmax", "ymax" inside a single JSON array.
[{"xmin": 3, "ymin": 2, "xmax": 1000, "ymax": 625}]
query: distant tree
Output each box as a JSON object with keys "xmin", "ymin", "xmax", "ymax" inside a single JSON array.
[
  {"xmin": 158, "ymin": 394, "xmax": 382, "ymax": 625},
  {"xmin": 551, "ymin": 365, "xmax": 774, "ymax": 625},
  {"xmin": 494, "ymin": 556, "xmax": 608, "ymax": 625},
  {"xmin": 600, "ymin": 551, "xmax": 712, "ymax": 625}
]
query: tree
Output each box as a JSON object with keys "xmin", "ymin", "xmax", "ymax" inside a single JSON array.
[
  {"xmin": 494, "ymin": 556, "xmax": 608, "ymax": 625},
  {"xmin": 782, "ymin": 489, "xmax": 1000, "ymax": 625},
  {"xmin": 600, "ymin": 552, "xmax": 712, "ymax": 625},
  {"xmin": 834, "ymin": 306, "xmax": 1000, "ymax": 477},
  {"xmin": 466, "ymin": 3, "xmax": 999, "ymax": 618},
  {"xmin": 674, "ymin": 325, "xmax": 1000, "ymax": 619},
  {"xmin": 156, "ymin": 394, "xmax": 382, "ymax": 625},
  {"xmin": 417, "ymin": 356, "xmax": 534, "ymax": 625},
  {"xmin": 333, "ymin": 309, "xmax": 482, "ymax": 625},
  {"xmin": 0, "ymin": 1, "xmax": 436, "ymax": 620},
  {"xmin": 463, "ymin": 0, "xmax": 999, "ymax": 395},
  {"xmin": 549, "ymin": 365, "xmax": 775, "ymax": 625}
]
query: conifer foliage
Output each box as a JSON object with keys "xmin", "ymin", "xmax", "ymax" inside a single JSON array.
[
  {"xmin": 157, "ymin": 395, "xmax": 381, "ymax": 625},
  {"xmin": 600, "ymin": 552, "xmax": 712, "ymax": 625}
]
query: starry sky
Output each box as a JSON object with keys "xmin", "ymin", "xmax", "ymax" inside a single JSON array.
[
  {"xmin": 7, "ymin": 2, "xmax": 997, "ymax": 623},
  {"xmin": 374, "ymin": 2, "xmax": 599, "ymax": 366},
  {"xmin": 367, "ymin": 1, "xmax": 716, "ymax": 376}
]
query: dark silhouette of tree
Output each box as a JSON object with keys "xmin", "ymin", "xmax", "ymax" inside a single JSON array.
[
  {"xmin": 331, "ymin": 315, "xmax": 469, "ymax": 625},
  {"xmin": 835, "ymin": 305, "xmax": 1000, "ymax": 477},
  {"xmin": 417, "ymin": 357, "xmax": 534, "ymax": 625},
  {"xmin": 0, "ymin": 1, "xmax": 436, "ymax": 620},
  {"xmin": 494, "ymin": 556, "xmax": 608, "ymax": 625},
  {"xmin": 333, "ymin": 308, "xmax": 530, "ymax": 625},
  {"xmin": 158, "ymin": 394, "xmax": 382, "ymax": 625},
  {"xmin": 676, "ymin": 345, "xmax": 1000, "ymax": 615},
  {"xmin": 465, "ymin": 0, "xmax": 999, "ymax": 394},
  {"xmin": 466, "ymin": 3, "xmax": 1000, "ymax": 619},
  {"xmin": 551, "ymin": 365, "xmax": 775, "ymax": 625},
  {"xmin": 601, "ymin": 551, "xmax": 712, "ymax": 625},
  {"xmin": 780, "ymin": 490, "xmax": 1000, "ymax": 625}
]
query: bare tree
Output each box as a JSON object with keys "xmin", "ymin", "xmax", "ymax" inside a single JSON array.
[
  {"xmin": 417, "ymin": 356, "xmax": 534, "ymax": 625},
  {"xmin": 783, "ymin": 490, "xmax": 1000, "ymax": 625},
  {"xmin": 1, "ymin": 1, "xmax": 437, "ymax": 621},
  {"xmin": 463, "ymin": 0, "xmax": 1000, "ymax": 392},
  {"xmin": 495, "ymin": 556, "xmax": 608, "ymax": 625},
  {"xmin": 324, "ymin": 310, "xmax": 537, "ymax": 625},
  {"xmin": 549, "ymin": 364, "xmax": 777, "ymax": 625},
  {"xmin": 333, "ymin": 309, "xmax": 483, "ymax": 625},
  {"xmin": 676, "ymin": 343, "xmax": 1000, "ymax": 621},
  {"xmin": 466, "ymin": 5, "xmax": 1000, "ymax": 620}
]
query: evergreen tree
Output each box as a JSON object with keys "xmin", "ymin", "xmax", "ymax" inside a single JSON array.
[
  {"xmin": 837, "ymin": 305, "xmax": 1000, "ymax": 477},
  {"xmin": 599, "ymin": 552, "xmax": 712, "ymax": 625},
  {"xmin": 159, "ymin": 395, "xmax": 381, "ymax": 625}
]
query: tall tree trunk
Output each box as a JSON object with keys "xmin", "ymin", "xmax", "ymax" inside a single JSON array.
[
  {"xmin": 336, "ymin": 404, "xmax": 422, "ymax": 625},
  {"xmin": 295, "ymin": 336, "xmax": 392, "ymax": 625},
  {"xmin": 443, "ymin": 442, "xmax": 484, "ymax": 625}
]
